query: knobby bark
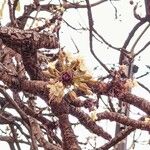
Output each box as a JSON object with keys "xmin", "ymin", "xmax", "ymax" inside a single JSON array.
[{"xmin": 0, "ymin": 1, "xmax": 149, "ymax": 150}]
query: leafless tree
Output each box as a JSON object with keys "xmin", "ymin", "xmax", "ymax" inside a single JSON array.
[{"xmin": 0, "ymin": 0, "xmax": 150, "ymax": 150}]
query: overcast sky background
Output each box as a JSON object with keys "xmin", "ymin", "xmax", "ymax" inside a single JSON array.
[{"xmin": 0, "ymin": 0, "xmax": 150, "ymax": 149}]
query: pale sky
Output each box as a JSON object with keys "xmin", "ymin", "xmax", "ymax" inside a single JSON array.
[{"xmin": 0, "ymin": 0, "xmax": 150, "ymax": 149}]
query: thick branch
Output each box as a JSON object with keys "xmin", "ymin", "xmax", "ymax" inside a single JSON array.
[
  {"xmin": 70, "ymin": 106, "xmax": 112, "ymax": 140},
  {"xmin": 97, "ymin": 112, "xmax": 150, "ymax": 131},
  {"xmin": 97, "ymin": 127, "xmax": 134, "ymax": 150},
  {"xmin": 0, "ymin": 27, "xmax": 59, "ymax": 53},
  {"xmin": 145, "ymin": 0, "xmax": 150, "ymax": 17},
  {"xmin": 0, "ymin": 69, "xmax": 48, "ymax": 100},
  {"xmin": 88, "ymin": 81, "xmax": 150, "ymax": 115},
  {"xmin": 59, "ymin": 114, "xmax": 81, "ymax": 150},
  {"xmin": 119, "ymin": 93, "xmax": 150, "ymax": 114},
  {"xmin": 29, "ymin": 117, "xmax": 62, "ymax": 150},
  {"xmin": 12, "ymin": 92, "xmax": 56, "ymax": 130},
  {"xmin": 51, "ymin": 101, "xmax": 81, "ymax": 150}
]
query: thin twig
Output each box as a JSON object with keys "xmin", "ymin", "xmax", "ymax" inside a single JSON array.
[
  {"xmin": 85, "ymin": 0, "xmax": 111, "ymax": 74},
  {"xmin": 136, "ymin": 72, "xmax": 149, "ymax": 79},
  {"xmin": 29, "ymin": 5, "xmax": 41, "ymax": 29},
  {"xmin": 92, "ymin": 28, "xmax": 121, "ymax": 51},
  {"xmin": 123, "ymin": 19, "xmax": 147, "ymax": 49},
  {"xmin": 130, "ymin": 23, "xmax": 150, "ymax": 53},
  {"xmin": 137, "ymin": 81, "xmax": 150, "ymax": 94},
  {"xmin": 133, "ymin": 41, "xmax": 150, "ymax": 58}
]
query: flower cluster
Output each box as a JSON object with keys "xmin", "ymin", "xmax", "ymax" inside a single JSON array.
[
  {"xmin": 44, "ymin": 50, "xmax": 94, "ymax": 103},
  {"xmin": 124, "ymin": 79, "xmax": 138, "ymax": 89},
  {"xmin": 107, "ymin": 66, "xmax": 138, "ymax": 97}
]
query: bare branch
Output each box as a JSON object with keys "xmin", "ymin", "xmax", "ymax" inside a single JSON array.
[{"xmin": 70, "ymin": 106, "xmax": 112, "ymax": 140}]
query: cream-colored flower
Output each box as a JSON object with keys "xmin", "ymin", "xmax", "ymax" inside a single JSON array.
[
  {"xmin": 47, "ymin": 61, "xmax": 57, "ymax": 69},
  {"xmin": 68, "ymin": 53, "xmax": 88, "ymax": 72},
  {"xmin": 65, "ymin": 50, "xmax": 74, "ymax": 62},
  {"xmin": 0, "ymin": 0, "xmax": 6, "ymax": 18},
  {"xmin": 124, "ymin": 79, "xmax": 138, "ymax": 89},
  {"xmin": 56, "ymin": 6, "xmax": 65, "ymax": 12},
  {"xmin": 132, "ymin": 80, "xmax": 138, "ymax": 87},
  {"xmin": 75, "ymin": 82, "xmax": 93, "ymax": 95},
  {"xmin": 47, "ymin": 82, "xmax": 64, "ymax": 103},
  {"xmin": 76, "ymin": 56, "xmax": 87, "ymax": 72},
  {"xmin": 68, "ymin": 91, "xmax": 78, "ymax": 101},
  {"xmin": 74, "ymin": 73, "xmax": 92, "ymax": 83},
  {"xmin": 46, "ymin": 50, "xmax": 94, "ymax": 103},
  {"xmin": 42, "ymin": 70, "xmax": 50, "ymax": 77},
  {"xmin": 144, "ymin": 117, "xmax": 150, "ymax": 123},
  {"xmin": 90, "ymin": 110, "xmax": 98, "ymax": 121}
]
